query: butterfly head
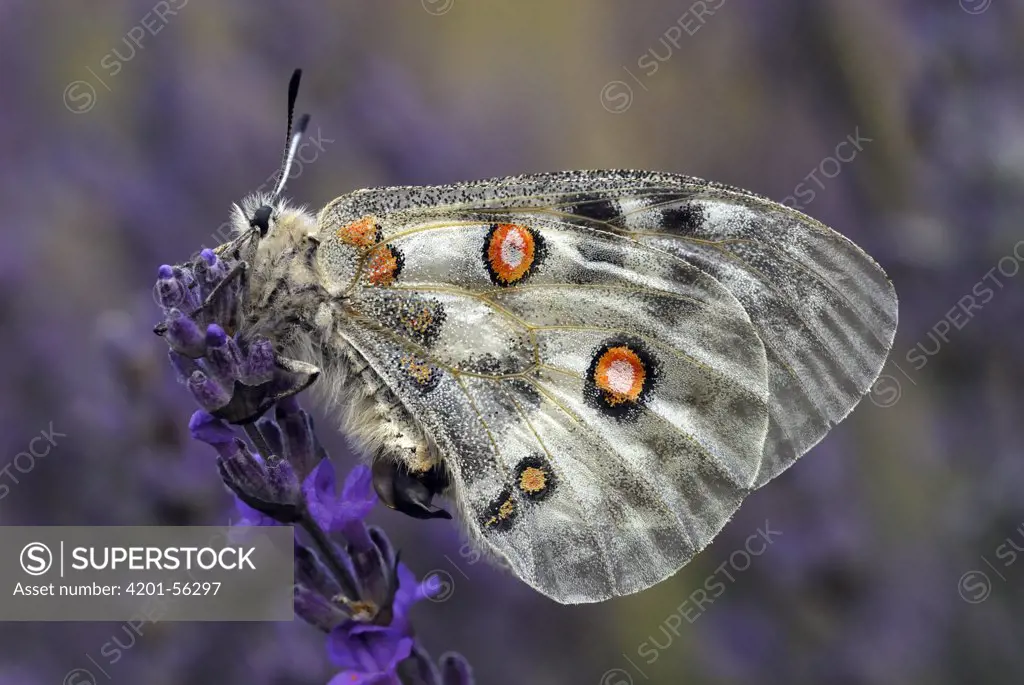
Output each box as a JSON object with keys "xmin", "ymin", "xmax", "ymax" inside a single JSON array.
[
  {"xmin": 226, "ymin": 192, "xmax": 318, "ymax": 259},
  {"xmin": 249, "ymin": 204, "xmax": 274, "ymax": 238}
]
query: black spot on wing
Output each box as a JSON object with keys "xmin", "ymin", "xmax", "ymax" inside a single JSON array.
[
  {"xmin": 479, "ymin": 486, "xmax": 517, "ymax": 533},
  {"xmin": 663, "ymin": 202, "xmax": 705, "ymax": 235},
  {"xmin": 372, "ymin": 295, "xmax": 447, "ymax": 348},
  {"xmin": 397, "ymin": 353, "xmax": 442, "ymax": 394},
  {"xmin": 559, "ymin": 194, "xmax": 622, "ymax": 228},
  {"xmin": 461, "ymin": 351, "xmax": 529, "ymax": 376},
  {"xmin": 632, "ymin": 193, "xmax": 705, "ymax": 235}
]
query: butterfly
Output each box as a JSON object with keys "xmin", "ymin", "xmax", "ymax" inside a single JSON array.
[{"xmin": 172, "ymin": 71, "xmax": 897, "ymax": 604}]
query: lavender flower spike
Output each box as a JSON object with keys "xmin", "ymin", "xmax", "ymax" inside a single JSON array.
[{"xmin": 156, "ymin": 250, "xmax": 473, "ymax": 685}]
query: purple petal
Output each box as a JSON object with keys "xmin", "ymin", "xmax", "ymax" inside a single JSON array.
[
  {"xmin": 233, "ymin": 496, "xmax": 279, "ymax": 527},
  {"xmin": 381, "ymin": 636, "xmax": 414, "ymax": 672},
  {"xmin": 328, "ymin": 626, "xmax": 404, "ymax": 673},
  {"xmin": 393, "ymin": 564, "xmax": 419, "ymax": 606},
  {"xmin": 347, "ymin": 622, "xmax": 392, "ymax": 638},
  {"xmin": 389, "ymin": 563, "xmax": 435, "ymax": 636},
  {"xmin": 188, "ymin": 410, "xmax": 235, "ymax": 446},
  {"xmin": 340, "ymin": 464, "xmax": 377, "ymax": 516},
  {"xmin": 402, "ymin": 563, "xmax": 440, "ymax": 604},
  {"xmin": 337, "ymin": 518, "xmax": 375, "ymax": 554},
  {"xmin": 326, "ymin": 627, "xmax": 365, "ymax": 671},
  {"xmin": 303, "ymin": 458, "xmax": 337, "ymax": 530}
]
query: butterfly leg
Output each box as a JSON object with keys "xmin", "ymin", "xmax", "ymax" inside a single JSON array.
[{"xmin": 371, "ymin": 458, "xmax": 452, "ymax": 520}]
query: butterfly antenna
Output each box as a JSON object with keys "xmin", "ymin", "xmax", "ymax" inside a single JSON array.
[
  {"xmin": 284, "ymin": 68, "xmax": 302, "ymax": 146},
  {"xmin": 271, "ymin": 68, "xmax": 310, "ymax": 201}
]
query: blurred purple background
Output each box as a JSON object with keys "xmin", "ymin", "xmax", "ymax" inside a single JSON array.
[{"xmin": 2, "ymin": 0, "xmax": 1024, "ymax": 683}]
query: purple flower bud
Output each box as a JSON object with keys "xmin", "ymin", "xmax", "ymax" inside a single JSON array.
[
  {"xmin": 194, "ymin": 256, "xmax": 229, "ymax": 304},
  {"xmin": 158, "ymin": 254, "xmax": 473, "ymax": 679},
  {"xmin": 205, "ymin": 324, "xmax": 243, "ymax": 382},
  {"xmin": 165, "ymin": 309, "xmax": 206, "ymax": 357},
  {"xmin": 155, "ymin": 264, "xmax": 186, "ymax": 309},
  {"xmin": 278, "ymin": 402, "xmax": 318, "ymax": 479},
  {"xmin": 216, "ymin": 442, "xmax": 302, "ymax": 518},
  {"xmin": 369, "ymin": 527, "xmax": 397, "ymax": 574},
  {"xmin": 194, "ymin": 268, "xmax": 241, "ymax": 331},
  {"xmin": 241, "ymin": 337, "xmax": 275, "ymax": 385},
  {"xmin": 187, "ymin": 411, "xmax": 247, "ymax": 463},
  {"xmin": 205, "ymin": 323, "xmax": 227, "ymax": 346},
  {"xmin": 188, "ymin": 410, "xmax": 236, "ymax": 446},
  {"xmin": 266, "ymin": 455, "xmax": 300, "ymax": 503},
  {"xmin": 401, "ymin": 645, "xmax": 444, "ymax": 684},
  {"xmin": 440, "ymin": 653, "xmax": 475, "ymax": 685},
  {"xmin": 187, "ymin": 370, "xmax": 231, "ymax": 411},
  {"xmin": 200, "ymin": 249, "xmax": 218, "ymax": 266},
  {"xmin": 277, "ymin": 394, "xmax": 301, "ymax": 415},
  {"xmin": 255, "ymin": 417, "xmax": 285, "ymax": 460},
  {"xmin": 174, "ymin": 266, "xmax": 201, "ymax": 310}
]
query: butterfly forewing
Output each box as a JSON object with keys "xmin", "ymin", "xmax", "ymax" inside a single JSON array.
[{"xmin": 324, "ymin": 171, "xmax": 898, "ymax": 483}]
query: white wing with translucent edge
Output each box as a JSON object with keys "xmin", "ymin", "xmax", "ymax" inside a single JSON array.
[{"xmin": 315, "ymin": 170, "xmax": 895, "ymax": 602}]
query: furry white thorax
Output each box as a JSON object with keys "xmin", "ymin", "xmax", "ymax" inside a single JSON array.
[{"xmin": 223, "ymin": 194, "xmax": 439, "ymax": 479}]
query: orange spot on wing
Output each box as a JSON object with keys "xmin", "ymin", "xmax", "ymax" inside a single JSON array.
[
  {"xmin": 594, "ymin": 346, "xmax": 646, "ymax": 405},
  {"xmin": 400, "ymin": 355, "xmax": 433, "ymax": 384},
  {"xmin": 336, "ymin": 216, "xmax": 380, "ymax": 248},
  {"xmin": 519, "ymin": 466, "xmax": 547, "ymax": 493},
  {"xmin": 367, "ymin": 245, "xmax": 402, "ymax": 286},
  {"xmin": 486, "ymin": 223, "xmax": 536, "ymax": 284}
]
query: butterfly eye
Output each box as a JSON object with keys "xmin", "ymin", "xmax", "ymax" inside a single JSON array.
[{"xmin": 250, "ymin": 205, "xmax": 274, "ymax": 237}]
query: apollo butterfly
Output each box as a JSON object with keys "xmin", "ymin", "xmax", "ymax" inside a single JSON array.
[{"xmin": 166, "ymin": 70, "xmax": 897, "ymax": 603}]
